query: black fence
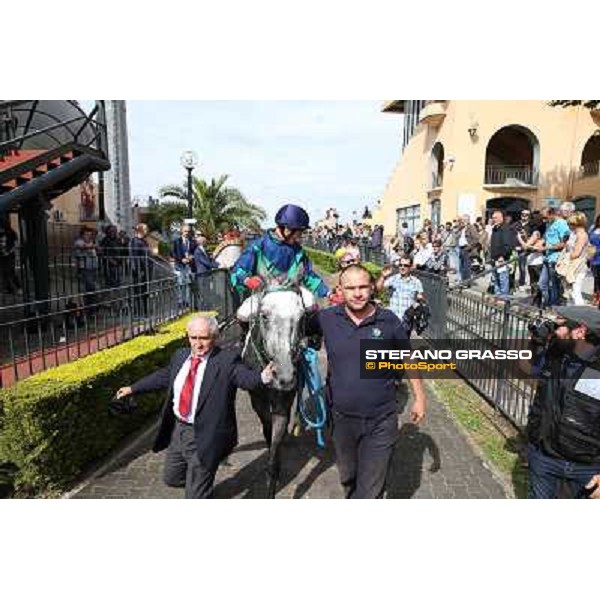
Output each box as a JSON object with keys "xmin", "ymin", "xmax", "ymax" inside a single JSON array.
[
  {"xmin": 416, "ymin": 270, "xmax": 537, "ymax": 429},
  {"xmin": 1, "ymin": 253, "xmax": 174, "ymax": 323},
  {"xmin": 0, "ymin": 268, "xmax": 238, "ymax": 387}
]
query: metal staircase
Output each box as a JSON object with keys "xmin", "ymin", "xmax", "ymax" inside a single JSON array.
[{"xmin": 0, "ymin": 100, "xmax": 111, "ymax": 310}]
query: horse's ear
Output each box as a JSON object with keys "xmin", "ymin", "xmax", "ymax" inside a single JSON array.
[
  {"xmin": 300, "ymin": 287, "xmax": 315, "ymax": 309},
  {"xmin": 236, "ymin": 295, "xmax": 260, "ymax": 322}
]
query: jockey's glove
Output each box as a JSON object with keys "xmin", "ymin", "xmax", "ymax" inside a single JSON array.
[
  {"xmin": 328, "ymin": 291, "xmax": 344, "ymax": 305},
  {"xmin": 244, "ymin": 276, "xmax": 263, "ymax": 291}
]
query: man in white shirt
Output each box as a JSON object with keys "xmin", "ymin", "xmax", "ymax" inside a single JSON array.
[{"xmin": 116, "ymin": 315, "xmax": 275, "ymax": 498}]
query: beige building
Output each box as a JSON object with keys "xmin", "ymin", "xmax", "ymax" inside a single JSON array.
[{"xmin": 373, "ymin": 101, "xmax": 600, "ymax": 235}]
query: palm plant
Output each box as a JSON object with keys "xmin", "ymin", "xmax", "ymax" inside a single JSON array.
[
  {"xmin": 144, "ymin": 200, "xmax": 188, "ymax": 235},
  {"xmin": 159, "ymin": 174, "xmax": 266, "ymax": 240}
]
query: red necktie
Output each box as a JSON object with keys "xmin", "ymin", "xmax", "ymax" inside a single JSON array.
[{"xmin": 178, "ymin": 357, "xmax": 202, "ymax": 419}]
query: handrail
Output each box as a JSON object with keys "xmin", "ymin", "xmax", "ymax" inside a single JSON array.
[{"xmin": 0, "ymin": 115, "xmax": 95, "ymax": 153}]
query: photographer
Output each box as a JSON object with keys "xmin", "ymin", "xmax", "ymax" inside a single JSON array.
[{"xmin": 526, "ymin": 306, "xmax": 600, "ymax": 499}]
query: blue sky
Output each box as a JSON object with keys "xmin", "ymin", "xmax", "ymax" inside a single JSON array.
[{"xmin": 97, "ymin": 101, "xmax": 404, "ymax": 225}]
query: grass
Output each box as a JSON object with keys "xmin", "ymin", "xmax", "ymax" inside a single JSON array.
[{"xmin": 429, "ymin": 377, "xmax": 529, "ymax": 498}]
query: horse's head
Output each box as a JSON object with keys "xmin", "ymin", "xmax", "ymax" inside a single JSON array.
[{"xmin": 237, "ymin": 286, "xmax": 315, "ymax": 391}]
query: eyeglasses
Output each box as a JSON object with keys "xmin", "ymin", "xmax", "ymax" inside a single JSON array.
[{"xmin": 399, "ymin": 263, "xmax": 411, "ymax": 268}]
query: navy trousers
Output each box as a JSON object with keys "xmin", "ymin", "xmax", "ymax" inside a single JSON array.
[{"xmin": 332, "ymin": 409, "xmax": 398, "ymax": 499}]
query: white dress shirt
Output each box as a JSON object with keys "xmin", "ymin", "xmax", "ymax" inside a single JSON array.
[{"xmin": 172, "ymin": 351, "xmax": 212, "ymax": 423}]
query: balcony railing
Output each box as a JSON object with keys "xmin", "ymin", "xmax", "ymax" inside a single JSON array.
[
  {"xmin": 80, "ymin": 204, "xmax": 98, "ymax": 222},
  {"xmin": 484, "ymin": 165, "xmax": 538, "ymax": 186},
  {"xmin": 430, "ymin": 172, "xmax": 443, "ymax": 189},
  {"xmin": 579, "ymin": 160, "xmax": 600, "ymax": 179}
]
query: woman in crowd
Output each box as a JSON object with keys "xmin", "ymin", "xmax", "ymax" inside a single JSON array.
[
  {"xmin": 558, "ymin": 212, "xmax": 590, "ymax": 306},
  {"xmin": 589, "ymin": 214, "xmax": 600, "ymax": 306}
]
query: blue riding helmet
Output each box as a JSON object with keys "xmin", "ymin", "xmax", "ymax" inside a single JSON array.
[{"xmin": 275, "ymin": 204, "xmax": 310, "ymax": 230}]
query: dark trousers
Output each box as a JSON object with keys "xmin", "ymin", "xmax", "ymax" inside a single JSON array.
[
  {"xmin": 517, "ymin": 251, "xmax": 528, "ymax": 287},
  {"xmin": 593, "ymin": 264, "xmax": 600, "ymax": 294},
  {"xmin": 163, "ymin": 421, "xmax": 217, "ymax": 499},
  {"xmin": 0, "ymin": 254, "xmax": 20, "ymax": 293},
  {"xmin": 528, "ymin": 264, "xmax": 543, "ymax": 307},
  {"xmin": 332, "ymin": 410, "xmax": 398, "ymax": 499},
  {"xmin": 458, "ymin": 247, "xmax": 471, "ymax": 282},
  {"xmin": 527, "ymin": 443, "xmax": 600, "ymax": 499},
  {"xmin": 77, "ymin": 268, "xmax": 97, "ymax": 310}
]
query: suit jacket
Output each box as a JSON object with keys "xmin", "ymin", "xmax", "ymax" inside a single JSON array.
[
  {"xmin": 193, "ymin": 246, "xmax": 219, "ymax": 276},
  {"xmin": 490, "ymin": 224, "xmax": 514, "ymax": 261},
  {"xmin": 131, "ymin": 346, "xmax": 263, "ymax": 472},
  {"xmin": 171, "ymin": 237, "xmax": 198, "ymax": 268}
]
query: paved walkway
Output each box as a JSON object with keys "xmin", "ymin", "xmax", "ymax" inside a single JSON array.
[
  {"xmin": 73, "ymin": 372, "xmax": 508, "ymax": 499},
  {"xmin": 73, "ymin": 272, "xmax": 508, "ymax": 500}
]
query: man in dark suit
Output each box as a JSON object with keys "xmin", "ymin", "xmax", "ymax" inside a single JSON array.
[
  {"xmin": 193, "ymin": 232, "xmax": 220, "ymax": 310},
  {"xmin": 116, "ymin": 315, "xmax": 275, "ymax": 498},
  {"xmin": 171, "ymin": 224, "xmax": 198, "ymax": 270},
  {"xmin": 171, "ymin": 224, "xmax": 197, "ymax": 308}
]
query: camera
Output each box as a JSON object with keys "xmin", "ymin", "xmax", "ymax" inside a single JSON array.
[
  {"xmin": 402, "ymin": 293, "xmax": 430, "ymax": 335},
  {"xmin": 527, "ymin": 315, "xmax": 558, "ymax": 345}
]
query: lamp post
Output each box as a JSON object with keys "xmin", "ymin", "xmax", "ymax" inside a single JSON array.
[{"xmin": 180, "ymin": 150, "xmax": 198, "ymax": 219}]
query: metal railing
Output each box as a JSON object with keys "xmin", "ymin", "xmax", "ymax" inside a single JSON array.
[
  {"xmin": 415, "ymin": 270, "xmax": 536, "ymax": 429},
  {"xmin": 484, "ymin": 165, "xmax": 538, "ymax": 186},
  {"xmin": 0, "ymin": 100, "xmax": 107, "ymax": 160},
  {"xmin": 1, "ymin": 253, "xmax": 173, "ymax": 321},
  {"xmin": 0, "ymin": 268, "xmax": 238, "ymax": 387},
  {"xmin": 430, "ymin": 172, "xmax": 443, "ymax": 189},
  {"xmin": 579, "ymin": 160, "xmax": 600, "ymax": 179}
]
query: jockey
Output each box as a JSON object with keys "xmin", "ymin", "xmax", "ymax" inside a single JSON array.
[{"xmin": 231, "ymin": 203, "xmax": 333, "ymax": 301}]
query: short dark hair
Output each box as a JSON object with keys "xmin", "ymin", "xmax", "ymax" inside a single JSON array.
[{"xmin": 339, "ymin": 263, "xmax": 373, "ymax": 285}]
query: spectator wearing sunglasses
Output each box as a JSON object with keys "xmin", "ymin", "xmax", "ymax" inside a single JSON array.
[{"xmin": 375, "ymin": 255, "xmax": 424, "ymax": 326}]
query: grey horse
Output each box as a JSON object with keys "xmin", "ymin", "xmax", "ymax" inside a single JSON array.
[{"xmin": 237, "ymin": 285, "xmax": 315, "ymax": 497}]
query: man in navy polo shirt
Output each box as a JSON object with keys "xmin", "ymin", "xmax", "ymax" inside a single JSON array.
[{"xmin": 308, "ymin": 263, "xmax": 427, "ymax": 498}]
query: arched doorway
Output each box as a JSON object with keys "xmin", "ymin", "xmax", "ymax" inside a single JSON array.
[
  {"xmin": 573, "ymin": 195, "xmax": 597, "ymax": 227},
  {"xmin": 430, "ymin": 142, "xmax": 444, "ymax": 188},
  {"xmin": 580, "ymin": 135, "xmax": 600, "ymax": 178},
  {"xmin": 485, "ymin": 125, "xmax": 540, "ymax": 185},
  {"xmin": 485, "ymin": 197, "xmax": 531, "ymax": 223}
]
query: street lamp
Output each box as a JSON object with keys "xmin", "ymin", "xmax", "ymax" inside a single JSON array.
[{"xmin": 180, "ymin": 150, "xmax": 198, "ymax": 219}]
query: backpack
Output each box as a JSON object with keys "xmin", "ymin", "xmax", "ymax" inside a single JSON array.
[{"xmin": 527, "ymin": 347, "xmax": 600, "ymax": 464}]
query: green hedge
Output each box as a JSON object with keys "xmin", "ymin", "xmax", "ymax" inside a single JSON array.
[
  {"xmin": 305, "ymin": 247, "xmax": 382, "ymax": 278},
  {"xmin": 0, "ymin": 316, "xmax": 192, "ymax": 496}
]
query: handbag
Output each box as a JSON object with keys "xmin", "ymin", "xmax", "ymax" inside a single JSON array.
[{"xmin": 556, "ymin": 249, "xmax": 588, "ymax": 283}]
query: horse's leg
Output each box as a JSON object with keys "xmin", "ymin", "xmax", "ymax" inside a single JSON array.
[
  {"xmin": 250, "ymin": 389, "xmax": 272, "ymax": 446},
  {"xmin": 266, "ymin": 390, "xmax": 295, "ymax": 498}
]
